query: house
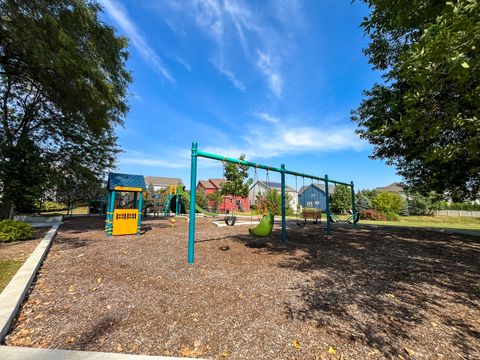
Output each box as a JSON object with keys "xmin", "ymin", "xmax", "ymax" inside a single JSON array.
[
  {"xmin": 375, "ymin": 182, "xmax": 407, "ymax": 199},
  {"xmin": 298, "ymin": 183, "xmax": 335, "ymax": 211},
  {"xmin": 249, "ymin": 181, "xmax": 298, "ymax": 212},
  {"xmin": 144, "ymin": 176, "xmax": 184, "ymax": 191},
  {"xmin": 196, "ymin": 178, "xmax": 249, "ymax": 213}
]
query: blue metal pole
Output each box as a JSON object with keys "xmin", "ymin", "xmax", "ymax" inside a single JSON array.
[
  {"xmin": 108, "ymin": 190, "xmax": 116, "ymax": 237},
  {"xmin": 105, "ymin": 192, "xmax": 111, "ymax": 234},
  {"xmin": 351, "ymin": 181, "xmax": 356, "ymax": 228},
  {"xmin": 188, "ymin": 142, "xmax": 198, "ymax": 264},
  {"xmin": 281, "ymin": 164, "xmax": 287, "ymax": 243},
  {"xmin": 137, "ymin": 191, "xmax": 143, "ymax": 235},
  {"xmin": 325, "ymin": 175, "xmax": 331, "ymax": 235}
]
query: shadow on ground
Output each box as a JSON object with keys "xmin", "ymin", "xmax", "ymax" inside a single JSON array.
[{"xmin": 237, "ymin": 226, "xmax": 480, "ymax": 357}]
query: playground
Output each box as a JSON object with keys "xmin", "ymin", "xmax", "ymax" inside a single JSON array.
[{"xmin": 6, "ymin": 216, "xmax": 480, "ymax": 359}]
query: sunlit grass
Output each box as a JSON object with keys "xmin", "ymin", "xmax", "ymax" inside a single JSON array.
[{"xmin": 0, "ymin": 260, "xmax": 22, "ymax": 292}]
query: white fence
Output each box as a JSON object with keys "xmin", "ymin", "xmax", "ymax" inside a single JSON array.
[{"xmin": 435, "ymin": 210, "xmax": 480, "ymax": 218}]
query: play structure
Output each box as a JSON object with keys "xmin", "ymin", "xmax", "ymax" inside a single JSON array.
[
  {"xmin": 105, "ymin": 173, "xmax": 146, "ymax": 236},
  {"xmin": 187, "ymin": 141, "xmax": 358, "ymax": 264}
]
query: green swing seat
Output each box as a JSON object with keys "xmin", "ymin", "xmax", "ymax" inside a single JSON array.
[{"xmin": 249, "ymin": 211, "xmax": 274, "ymax": 237}]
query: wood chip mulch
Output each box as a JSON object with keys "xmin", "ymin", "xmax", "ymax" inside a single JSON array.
[
  {"xmin": 4, "ymin": 217, "xmax": 480, "ymax": 359},
  {"xmin": 0, "ymin": 227, "xmax": 50, "ymax": 262}
]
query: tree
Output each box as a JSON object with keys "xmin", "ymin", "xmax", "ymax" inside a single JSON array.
[
  {"xmin": 372, "ymin": 192, "xmax": 404, "ymax": 214},
  {"xmin": 54, "ymin": 161, "xmax": 104, "ymax": 214},
  {"xmin": 0, "ymin": 0, "xmax": 131, "ymax": 212},
  {"xmin": 196, "ymin": 189, "xmax": 208, "ymax": 209},
  {"xmin": 355, "ymin": 189, "xmax": 378, "ymax": 211},
  {"xmin": 221, "ymin": 155, "xmax": 253, "ymax": 214},
  {"xmin": 206, "ymin": 190, "xmax": 223, "ymax": 212},
  {"xmin": 406, "ymin": 191, "xmax": 442, "ymax": 215},
  {"xmin": 331, "ymin": 185, "xmax": 352, "ymax": 213},
  {"xmin": 260, "ymin": 189, "xmax": 293, "ymax": 216},
  {"xmin": 353, "ymin": 1, "xmax": 480, "ymax": 200}
]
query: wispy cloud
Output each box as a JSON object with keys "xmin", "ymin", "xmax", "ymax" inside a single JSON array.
[
  {"xmin": 204, "ymin": 112, "xmax": 367, "ymax": 160},
  {"xmin": 158, "ymin": 0, "xmax": 297, "ymax": 97},
  {"xmin": 100, "ymin": 0, "xmax": 174, "ymax": 81},
  {"xmin": 120, "ymin": 149, "xmax": 189, "ymax": 169},
  {"xmin": 210, "ymin": 57, "xmax": 246, "ymax": 91},
  {"xmin": 253, "ymin": 111, "xmax": 280, "ymax": 123},
  {"xmin": 256, "ymin": 51, "xmax": 283, "ymax": 98}
]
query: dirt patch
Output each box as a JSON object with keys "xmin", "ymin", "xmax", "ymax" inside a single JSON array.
[
  {"xmin": 0, "ymin": 227, "xmax": 50, "ymax": 262},
  {"xmin": 5, "ymin": 217, "xmax": 480, "ymax": 359}
]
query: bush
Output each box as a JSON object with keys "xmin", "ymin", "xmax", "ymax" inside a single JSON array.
[
  {"xmin": 385, "ymin": 211, "xmax": 400, "ymax": 221},
  {"xmin": 0, "ymin": 220, "xmax": 35, "ymax": 242},
  {"xmin": 372, "ymin": 192, "xmax": 404, "ymax": 213},
  {"xmin": 361, "ymin": 209, "xmax": 387, "ymax": 221},
  {"xmin": 41, "ymin": 201, "xmax": 67, "ymax": 212}
]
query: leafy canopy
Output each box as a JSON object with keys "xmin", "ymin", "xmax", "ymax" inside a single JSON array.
[
  {"xmin": 206, "ymin": 191, "xmax": 223, "ymax": 212},
  {"xmin": 221, "ymin": 155, "xmax": 253, "ymax": 198},
  {"xmin": 353, "ymin": 0, "xmax": 480, "ymax": 200},
  {"xmin": 331, "ymin": 185, "xmax": 352, "ymax": 213},
  {"xmin": 0, "ymin": 0, "xmax": 131, "ymax": 212},
  {"xmin": 372, "ymin": 192, "xmax": 404, "ymax": 213}
]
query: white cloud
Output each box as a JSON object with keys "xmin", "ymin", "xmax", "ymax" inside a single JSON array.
[
  {"xmin": 210, "ymin": 57, "xmax": 246, "ymax": 91},
  {"xmin": 204, "ymin": 113, "xmax": 367, "ymax": 160},
  {"xmin": 100, "ymin": 0, "xmax": 174, "ymax": 81},
  {"xmin": 256, "ymin": 51, "xmax": 283, "ymax": 98},
  {"xmin": 253, "ymin": 111, "xmax": 280, "ymax": 123},
  {"xmin": 158, "ymin": 0, "xmax": 293, "ymax": 97}
]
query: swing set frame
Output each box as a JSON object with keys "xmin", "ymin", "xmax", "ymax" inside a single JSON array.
[{"xmin": 188, "ymin": 141, "xmax": 356, "ymax": 264}]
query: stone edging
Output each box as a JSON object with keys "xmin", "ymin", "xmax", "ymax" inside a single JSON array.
[
  {"xmin": 0, "ymin": 346, "xmax": 193, "ymax": 359},
  {"xmin": 0, "ymin": 223, "xmax": 60, "ymax": 341}
]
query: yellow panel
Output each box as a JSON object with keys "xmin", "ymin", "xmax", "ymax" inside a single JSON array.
[
  {"xmin": 114, "ymin": 186, "xmax": 142, "ymax": 192},
  {"xmin": 112, "ymin": 209, "xmax": 139, "ymax": 235}
]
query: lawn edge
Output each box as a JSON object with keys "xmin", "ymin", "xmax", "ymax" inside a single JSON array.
[{"xmin": 0, "ymin": 222, "xmax": 60, "ymax": 341}]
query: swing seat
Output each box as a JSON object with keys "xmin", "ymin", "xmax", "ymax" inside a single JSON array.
[
  {"xmin": 224, "ymin": 216, "xmax": 237, "ymax": 226},
  {"xmin": 249, "ymin": 212, "xmax": 274, "ymax": 237},
  {"xmin": 347, "ymin": 212, "xmax": 361, "ymax": 225}
]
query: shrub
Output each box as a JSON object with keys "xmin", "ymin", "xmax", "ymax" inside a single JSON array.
[
  {"xmin": 385, "ymin": 211, "xmax": 400, "ymax": 221},
  {"xmin": 372, "ymin": 192, "xmax": 404, "ymax": 213},
  {"xmin": 0, "ymin": 220, "xmax": 35, "ymax": 242},
  {"xmin": 41, "ymin": 201, "xmax": 67, "ymax": 212},
  {"xmin": 361, "ymin": 209, "xmax": 387, "ymax": 221}
]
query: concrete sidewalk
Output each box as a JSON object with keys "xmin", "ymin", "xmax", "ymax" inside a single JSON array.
[{"xmin": 0, "ymin": 346, "xmax": 195, "ymax": 360}]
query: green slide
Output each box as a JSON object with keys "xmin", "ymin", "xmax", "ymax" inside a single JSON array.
[
  {"xmin": 249, "ymin": 212, "xmax": 274, "ymax": 237},
  {"xmin": 177, "ymin": 186, "xmax": 218, "ymax": 217}
]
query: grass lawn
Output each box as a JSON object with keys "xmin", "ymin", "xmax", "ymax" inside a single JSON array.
[
  {"xmin": 41, "ymin": 206, "xmax": 89, "ymax": 215},
  {"xmin": 360, "ymin": 215, "xmax": 480, "ymax": 232},
  {"xmin": 0, "ymin": 260, "xmax": 22, "ymax": 292}
]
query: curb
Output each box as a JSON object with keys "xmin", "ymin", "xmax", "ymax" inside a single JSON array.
[
  {"xmin": 0, "ymin": 223, "xmax": 60, "ymax": 341},
  {"xmin": 0, "ymin": 346, "xmax": 194, "ymax": 360}
]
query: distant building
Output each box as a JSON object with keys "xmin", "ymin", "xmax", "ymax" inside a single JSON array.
[
  {"xmin": 298, "ymin": 183, "xmax": 335, "ymax": 211},
  {"xmin": 196, "ymin": 178, "xmax": 249, "ymax": 212},
  {"xmin": 375, "ymin": 182, "xmax": 406, "ymax": 198},
  {"xmin": 144, "ymin": 176, "xmax": 184, "ymax": 191},
  {"xmin": 249, "ymin": 180, "xmax": 298, "ymax": 212}
]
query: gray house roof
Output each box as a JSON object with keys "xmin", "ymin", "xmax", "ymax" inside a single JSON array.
[
  {"xmin": 376, "ymin": 182, "xmax": 405, "ymax": 193},
  {"xmin": 250, "ymin": 180, "xmax": 296, "ymax": 192},
  {"xmin": 298, "ymin": 183, "xmax": 335, "ymax": 195},
  {"xmin": 145, "ymin": 176, "xmax": 184, "ymax": 187}
]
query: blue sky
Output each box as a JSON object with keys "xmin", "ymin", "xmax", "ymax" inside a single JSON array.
[{"xmin": 99, "ymin": 0, "xmax": 400, "ymax": 191}]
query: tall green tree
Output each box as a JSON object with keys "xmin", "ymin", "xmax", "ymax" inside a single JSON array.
[
  {"xmin": 0, "ymin": 0, "xmax": 131, "ymax": 212},
  {"xmin": 221, "ymin": 155, "xmax": 253, "ymax": 212},
  {"xmin": 331, "ymin": 185, "xmax": 352, "ymax": 213},
  {"xmin": 353, "ymin": 0, "xmax": 480, "ymax": 200}
]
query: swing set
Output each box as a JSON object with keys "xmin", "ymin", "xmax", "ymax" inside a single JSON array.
[{"xmin": 187, "ymin": 141, "xmax": 359, "ymax": 264}]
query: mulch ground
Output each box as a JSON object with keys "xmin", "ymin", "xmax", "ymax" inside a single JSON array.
[
  {"xmin": 0, "ymin": 227, "xmax": 50, "ymax": 262},
  {"xmin": 4, "ymin": 217, "xmax": 480, "ymax": 359}
]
